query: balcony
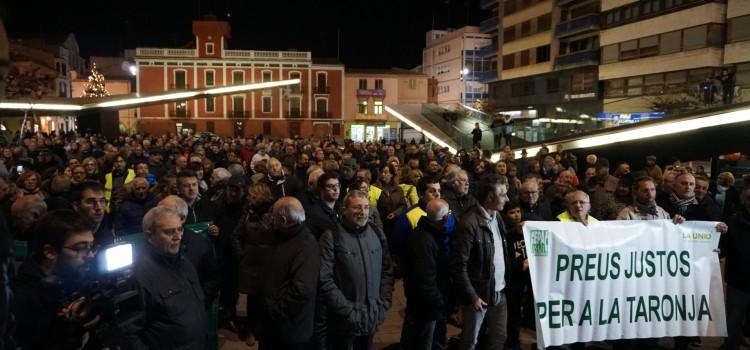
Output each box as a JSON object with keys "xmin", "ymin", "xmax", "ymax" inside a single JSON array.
[
  {"xmin": 315, "ymin": 111, "xmax": 332, "ymax": 118},
  {"xmin": 287, "ymin": 86, "xmax": 303, "ymax": 95},
  {"xmin": 170, "ymin": 84, "xmax": 189, "ymax": 90},
  {"xmin": 287, "ymin": 110, "xmax": 303, "ymax": 119},
  {"xmin": 476, "ymin": 44, "xmax": 499, "ymax": 58},
  {"xmin": 473, "ymin": 70, "xmax": 498, "ymax": 83},
  {"xmin": 228, "ymin": 111, "xmax": 251, "ymax": 118},
  {"xmin": 314, "ymin": 86, "xmax": 330, "ymax": 94},
  {"xmin": 169, "ymin": 110, "xmax": 191, "ymax": 118},
  {"xmin": 464, "ymin": 92, "xmax": 489, "ymax": 101},
  {"xmin": 479, "ymin": 16, "xmax": 499, "ymax": 33},
  {"xmin": 480, "ymin": 0, "xmax": 499, "ymax": 10},
  {"xmin": 223, "ymin": 49, "xmax": 311, "ymax": 60},
  {"xmin": 136, "ymin": 48, "xmax": 197, "ymax": 57},
  {"xmin": 555, "ymin": 13, "xmax": 600, "ymax": 38},
  {"xmin": 355, "ymin": 113, "xmax": 388, "ymax": 121},
  {"xmin": 357, "ymin": 89, "xmax": 386, "ymax": 98},
  {"xmin": 554, "ymin": 50, "xmax": 600, "ymax": 69}
]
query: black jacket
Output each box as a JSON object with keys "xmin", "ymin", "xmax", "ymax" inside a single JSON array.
[
  {"xmin": 182, "ymin": 229, "xmax": 220, "ymax": 306},
  {"xmin": 441, "ymin": 188, "xmax": 478, "ymax": 220},
  {"xmin": 128, "ymin": 243, "xmax": 207, "ymax": 349},
  {"xmin": 403, "ymin": 216, "xmax": 450, "ymax": 321},
  {"xmin": 659, "ymin": 195, "xmax": 722, "ymax": 221},
  {"xmin": 232, "ymin": 206, "xmax": 274, "ymax": 294},
  {"xmin": 450, "ymin": 205, "xmax": 511, "ymax": 305},
  {"xmin": 306, "ymin": 198, "xmax": 341, "ymax": 239},
  {"xmin": 521, "ymin": 200, "xmax": 554, "ymax": 221},
  {"xmin": 720, "ymin": 208, "xmax": 750, "ymax": 292},
  {"xmin": 12, "ymin": 261, "xmax": 96, "ymax": 350},
  {"xmin": 262, "ymin": 175, "xmax": 304, "ymax": 201},
  {"xmin": 318, "ymin": 221, "xmax": 394, "ymax": 336},
  {"xmin": 259, "ymin": 223, "xmax": 320, "ymax": 344},
  {"xmin": 114, "ymin": 192, "xmax": 159, "ymax": 235}
]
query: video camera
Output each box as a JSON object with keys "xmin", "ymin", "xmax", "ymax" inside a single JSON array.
[{"xmin": 61, "ymin": 243, "xmax": 143, "ymax": 345}]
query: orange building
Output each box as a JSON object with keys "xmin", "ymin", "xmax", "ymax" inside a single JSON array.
[{"xmin": 134, "ymin": 19, "xmax": 344, "ymax": 138}]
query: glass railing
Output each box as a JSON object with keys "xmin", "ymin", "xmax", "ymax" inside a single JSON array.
[
  {"xmin": 554, "ymin": 50, "xmax": 599, "ymax": 69},
  {"xmin": 480, "ymin": 17, "xmax": 500, "ymax": 33},
  {"xmin": 555, "ymin": 13, "xmax": 600, "ymax": 37},
  {"xmin": 432, "ymin": 99, "xmax": 750, "ymax": 153}
]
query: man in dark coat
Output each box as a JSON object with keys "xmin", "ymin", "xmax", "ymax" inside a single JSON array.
[
  {"xmin": 257, "ymin": 196, "xmax": 320, "ymax": 350},
  {"xmin": 114, "ymin": 177, "xmax": 159, "ymax": 235},
  {"xmin": 127, "ymin": 206, "xmax": 207, "ymax": 349},
  {"xmin": 402, "ymin": 199, "xmax": 451, "ymax": 350},
  {"xmin": 318, "ymin": 190, "xmax": 394, "ymax": 350},
  {"xmin": 720, "ymin": 187, "xmax": 750, "ymax": 350}
]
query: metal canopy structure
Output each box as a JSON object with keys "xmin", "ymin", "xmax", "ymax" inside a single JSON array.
[{"xmin": 0, "ymin": 79, "xmax": 301, "ymax": 116}]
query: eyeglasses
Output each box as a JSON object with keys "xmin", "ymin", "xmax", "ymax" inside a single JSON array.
[
  {"xmin": 569, "ymin": 201, "xmax": 590, "ymax": 206},
  {"xmin": 63, "ymin": 244, "xmax": 99, "ymax": 257},
  {"xmin": 324, "ymin": 183, "xmax": 341, "ymax": 190}
]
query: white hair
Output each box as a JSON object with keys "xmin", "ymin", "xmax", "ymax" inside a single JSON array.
[
  {"xmin": 213, "ymin": 168, "xmax": 232, "ymax": 182},
  {"xmin": 227, "ymin": 163, "xmax": 245, "ymax": 177},
  {"xmin": 143, "ymin": 206, "xmax": 181, "ymax": 233},
  {"xmin": 159, "ymin": 195, "xmax": 188, "ymax": 219}
]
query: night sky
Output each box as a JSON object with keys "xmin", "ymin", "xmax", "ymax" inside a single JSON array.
[{"xmin": 3, "ymin": 0, "xmax": 484, "ymax": 69}]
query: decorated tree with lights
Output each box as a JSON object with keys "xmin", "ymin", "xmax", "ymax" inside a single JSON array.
[{"xmin": 82, "ymin": 62, "xmax": 109, "ymax": 97}]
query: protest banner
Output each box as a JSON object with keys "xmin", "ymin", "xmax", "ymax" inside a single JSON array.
[{"xmin": 523, "ymin": 220, "xmax": 726, "ymax": 348}]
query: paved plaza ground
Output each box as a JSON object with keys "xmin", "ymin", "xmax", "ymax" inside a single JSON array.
[{"xmin": 218, "ymin": 280, "xmax": 731, "ymax": 350}]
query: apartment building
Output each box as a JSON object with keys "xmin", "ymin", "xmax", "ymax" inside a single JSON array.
[{"xmin": 422, "ymin": 27, "xmax": 493, "ymax": 109}]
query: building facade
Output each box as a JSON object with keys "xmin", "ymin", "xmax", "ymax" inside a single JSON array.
[
  {"xmin": 600, "ymin": 0, "xmax": 750, "ymax": 114},
  {"xmin": 135, "ymin": 20, "xmax": 344, "ymax": 138},
  {"xmin": 422, "ymin": 27, "xmax": 493, "ymax": 109},
  {"xmin": 6, "ymin": 33, "xmax": 85, "ymax": 132},
  {"xmin": 344, "ymin": 69, "xmax": 430, "ymax": 142},
  {"xmin": 487, "ymin": 0, "xmax": 602, "ymax": 121}
]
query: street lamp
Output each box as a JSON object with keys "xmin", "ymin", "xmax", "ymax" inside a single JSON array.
[{"xmin": 461, "ymin": 67, "xmax": 470, "ymax": 104}]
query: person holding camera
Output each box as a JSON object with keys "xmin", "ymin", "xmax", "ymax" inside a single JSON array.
[
  {"xmin": 13, "ymin": 209, "xmax": 103, "ymax": 349},
  {"xmin": 126, "ymin": 206, "xmax": 207, "ymax": 349}
]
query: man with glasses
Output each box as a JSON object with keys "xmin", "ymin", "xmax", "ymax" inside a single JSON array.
[
  {"xmin": 441, "ymin": 169, "xmax": 478, "ymax": 219},
  {"xmin": 72, "ymin": 180, "xmax": 115, "ymax": 246},
  {"xmin": 14, "ymin": 210, "xmax": 103, "ymax": 349},
  {"xmin": 307, "ymin": 171, "xmax": 342, "ymax": 240},
  {"xmin": 519, "ymin": 178, "xmax": 553, "ymax": 221},
  {"xmin": 557, "ymin": 190, "xmax": 597, "ymax": 225},
  {"xmin": 127, "ymin": 206, "xmax": 208, "ymax": 348},
  {"xmin": 318, "ymin": 190, "xmax": 394, "ymax": 350}
]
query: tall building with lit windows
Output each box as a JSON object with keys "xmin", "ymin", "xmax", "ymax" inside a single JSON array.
[
  {"xmin": 421, "ymin": 27, "xmax": 493, "ymax": 109},
  {"xmin": 488, "ymin": 0, "xmax": 603, "ymax": 119},
  {"xmin": 600, "ymin": 0, "xmax": 750, "ymax": 113},
  {"xmin": 134, "ymin": 19, "xmax": 344, "ymax": 138}
]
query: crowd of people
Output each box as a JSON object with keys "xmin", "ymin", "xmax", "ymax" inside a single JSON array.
[{"xmin": 0, "ymin": 129, "xmax": 747, "ymax": 350}]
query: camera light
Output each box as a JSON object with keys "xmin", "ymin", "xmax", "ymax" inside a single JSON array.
[{"xmin": 105, "ymin": 244, "xmax": 133, "ymax": 272}]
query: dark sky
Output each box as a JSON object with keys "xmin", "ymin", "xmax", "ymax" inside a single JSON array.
[{"xmin": 3, "ymin": 0, "xmax": 484, "ymax": 69}]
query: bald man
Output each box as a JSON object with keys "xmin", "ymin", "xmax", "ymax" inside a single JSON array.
[
  {"xmin": 402, "ymin": 199, "xmax": 451, "ymax": 350},
  {"xmin": 257, "ymin": 197, "xmax": 320, "ymax": 349}
]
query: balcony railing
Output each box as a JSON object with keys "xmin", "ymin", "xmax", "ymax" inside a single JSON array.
[
  {"xmin": 476, "ymin": 44, "xmax": 498, "ymax": 58},
  {"xmin": 554, "ymin": 50, "xmax": 600, "ymax": 69},
  {"xmin": 464, "ymin": 92, "xmax": 489, "ymax": 101},
  {"xmin": 170, "ymin": 84, "xmax": 189, "ymax": 90},
  {"xmin": 479, "ymin": 16, "xmax": 499, "ymax": 33},
  {"xmin": 228, "ymin": 111, "xmax": 251, "ymax": 118},
  {"xmin": 169, "ymin": 110, "xmax": 191, "ymax": 118},
  {"xmin": 314, "ymin": 86, "xmax": 331, "ymax": 94},
  {"xmin": 357, "ymin": 89, "xmax": 386, "ymax": 98},
  {"xmin": 223, "ymin": 50, "xmax": 311, "ymax": 60},
  {"xmin": 287, "ymin": 110, "xmax": 303, "ymax": 118},
  {"xmin": 287, "ymin": 86, "xmax": 303, "ymax": 94},
  {"xmin": 480, "ymin": 0, "xmax": 499, "ymax": 10},
  {"xmin": 555, "ymin": 13, "xmax": 600, "ymax": 38},
  {"xmin": 315, "ymin": 111, "xmax": 332, "ymax": 118},
  {"xmin": 136, "ymin": 48, "xmax": 197, "ymax": 57},
  {"xmin": 473, "ymin": 70, "xmax": 498, "ymax": 82}
]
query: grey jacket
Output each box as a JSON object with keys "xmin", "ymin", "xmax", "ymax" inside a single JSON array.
[{"xmin": 318, "ymin": 221, "xmax": 394, "ymax": 336}]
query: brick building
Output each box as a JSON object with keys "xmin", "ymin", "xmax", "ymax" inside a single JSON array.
[{"xmin": 134, "ymin": 19, "xmax": 344, "ymax": 138}]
